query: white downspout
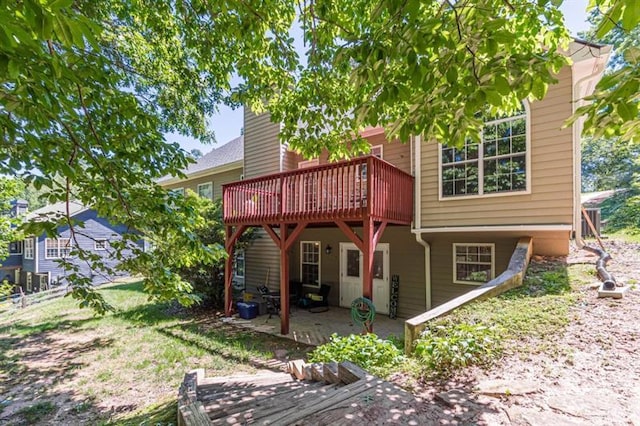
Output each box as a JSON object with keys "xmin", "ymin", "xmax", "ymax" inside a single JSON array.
[
  {"xmin": 415, "ymin": 233, "xmax": 431, "ymax": 310},
  {"xmin": 413, "ymin": 134, "xmax": 432, "ymax": 309},
  {"xmin": 572, "ymin": 54, "xmax": 610, "ymax": 249}
]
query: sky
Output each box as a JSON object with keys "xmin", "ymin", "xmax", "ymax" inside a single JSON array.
[{"xmin": 172, "ymin": 0, "xmax": 592, "ymax": 154}]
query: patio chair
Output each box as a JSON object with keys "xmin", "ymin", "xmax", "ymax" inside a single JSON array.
[
  {"xmin": 299, "ymin": 284, "xmax": 331, "ymax": 313},
  {"xmin": 257, "ymin": 285, "xmax": 281, "ymax": 318}
]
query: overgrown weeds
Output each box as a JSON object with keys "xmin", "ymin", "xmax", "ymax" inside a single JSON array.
[
  {"xmin": 409, "ymin": 258, "xmax": 582, "ymax": 378},
  {"xmin": 309, "ymin": 333, "xmax": 404, "ymax": 378},
  {"xmin": 414, "ymin": 323, "xmax": 501, "ymax": 378}
]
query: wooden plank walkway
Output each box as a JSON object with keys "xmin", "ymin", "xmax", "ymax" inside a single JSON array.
[{"xmin": 178, "ymin": 361, "xmax": 430, "ymax": 425}]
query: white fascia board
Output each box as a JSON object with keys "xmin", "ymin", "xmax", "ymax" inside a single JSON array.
[{"xmin": 411, "ymin": 224, "xmax": 572, "ymax": 234}]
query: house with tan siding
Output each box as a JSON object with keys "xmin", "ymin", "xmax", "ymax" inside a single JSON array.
[{"xmin": 169, "ymin": 40, "xmax": 611, "ymax": 335}]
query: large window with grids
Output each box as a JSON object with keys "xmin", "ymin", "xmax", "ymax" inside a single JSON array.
[
  {"xmin": 24, "ymin": 238, "xmax": 34, "ymax": 259},
  {"xmin": 453, "ymin": 243, "xmax": 495, "ymax": 285},
  {"xmin": 441, "ymin": 104, "xmax": 528, "ymax": 198},
  {"xmin": 300, "ymin": 241, "xmax": 321, "ymax": 287},
  {"xmin": 45, "ymin": 238, "xmax": 72, "ymax": 259}
]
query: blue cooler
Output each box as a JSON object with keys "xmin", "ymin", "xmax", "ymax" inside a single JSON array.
[{"xmin": 237, "ymin": 302, "xmax": 258, "ymax": 319}]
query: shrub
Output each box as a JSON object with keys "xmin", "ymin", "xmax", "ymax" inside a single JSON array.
[
  {"xmin": 308, "ymin": 333, "xmax": 404, "ymax": 377},
  {"xmin": 156, "ymin": 195, "xmax": 254, "ymax": 309},
  {"xmin": 414, "ymin": 322, "xmax": 501, "ymax": 377},
  {"xmin": 606, "ymin": 193, "xmax": 640, "ymax": 235}
]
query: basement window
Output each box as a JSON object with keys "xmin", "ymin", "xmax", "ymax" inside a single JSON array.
[{"xmin": 453, "ymin": 243, "xmax": 495, "ymax": 285}]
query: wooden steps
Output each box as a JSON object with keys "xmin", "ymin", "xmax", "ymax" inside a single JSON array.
[{"xmin": 178, "ymin": 360, "xmax": 429, "ymax": 425}]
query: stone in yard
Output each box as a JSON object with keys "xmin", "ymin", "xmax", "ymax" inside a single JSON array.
[
  {"xmin": 519, "ymin": 408, "xmax": 585, "ymax": 426},
  {"xmin": 476, "ymin": 379, "xmax": 539, "ymax": 396},
  {"xmin": 436, "ymin": 389, "xmax": 473, "ymax": 408}
]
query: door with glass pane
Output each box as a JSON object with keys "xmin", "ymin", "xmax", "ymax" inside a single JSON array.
[{"xmin": 339, "ymin": 243, "xmax": 390, "ymax": 315}]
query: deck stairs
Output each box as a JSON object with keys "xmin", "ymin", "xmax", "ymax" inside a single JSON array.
[{"xmin": 178, "ymin": 360, "xmax": 429, "ymax": 425}]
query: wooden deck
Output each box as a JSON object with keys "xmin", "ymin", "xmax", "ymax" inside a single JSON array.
[
  {"xmin": 222, "ymin": 156, "xmax": 414, "ymax": 335},
  {"xmin": 178, "ymin": 362, "xmax": 431, "ymax": 425},
  {"xmin": 223, "ymin": 155, "xmax": 414, "ymax": 226}
]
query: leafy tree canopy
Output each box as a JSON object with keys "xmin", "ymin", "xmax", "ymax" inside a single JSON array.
[
  {"xmin": 572, "ymin": 0, "xmax": 640, "ymax": 142},
  {"xmin": 0, "ymin": 0, "xmax": 635, "ymax": 310},
  {"xmin": 0, "ymin": 178, "xmax": 22, "ymax": 260},
  {"xmin": 580, "ymin": 1, "xmax": 640, "ymax": 193}
]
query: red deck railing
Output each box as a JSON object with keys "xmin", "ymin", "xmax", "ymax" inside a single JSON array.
[{"xmin": 223, "ymin": 156, "xmax": 414, "ymax": 225}]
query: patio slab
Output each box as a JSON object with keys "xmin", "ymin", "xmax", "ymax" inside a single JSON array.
[{"xmin": 227, "ymin": 306, "xmax": 405, "ymax": 346}]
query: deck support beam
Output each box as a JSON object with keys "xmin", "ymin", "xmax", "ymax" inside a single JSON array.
[
  {"xmin": 361, "ymin": 219, "xmax": 388, "ymax": 332},
  {"xmin": 262, "ymin": 222, "xmax": 308, "ymax": 334},
  {"xmin": 279, "ymin": 223, "xmax": 290, "ymax": 335},
  {"xmin": 224, "ymin": 225, "xmax": 248, "ymax": 317}
]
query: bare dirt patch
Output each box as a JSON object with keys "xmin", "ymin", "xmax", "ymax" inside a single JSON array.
[{"xmin": 396, "ymin": 239, "xmax": 640, "ymax": 425}]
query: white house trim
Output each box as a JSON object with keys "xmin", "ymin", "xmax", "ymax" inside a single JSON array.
[{"xmin": 412, "ymin": 224, "xmax": 572, "ymax": 234}]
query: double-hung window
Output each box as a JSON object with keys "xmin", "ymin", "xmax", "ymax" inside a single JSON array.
[
  {"xmin": 233, "ymin": 249, "xmax": 245, "ymax": 288},
  {"xmin": 453, "ymin": 243, "xmax": 495, "ymax": 285},
  {"xmin": 45, "ymin": 238, "xmax": 72, "ymax": 259},
  {"xmin": 24, "ymin": 238, "xmax": 34, "ymax": 259},
  {"xmin": 197, "ymin": 182, "xmax": 213, "ymax": 199},
  {"xmin": 441, "ymin": 104, "xmax": 528, "ymax": 198},
  {"xmin": 300, "ymin": 241, "xmax": 321, "ymax": 287}
]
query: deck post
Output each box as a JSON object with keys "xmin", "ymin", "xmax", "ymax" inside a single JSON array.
[
  {"xmin": 224, "ymin": 225, "xmax": 234, "ymax": 317},
  {"xmin": 224, "ymin": 225, "xmax": 248, "ymax": 317},
  {"xmin": 279, "ymin": 223, "xmax": 290, "ymax": 335},
  {"xmin": 362, "ymin": 218, "xmax": 374, "ymax": 333},
  {"xmin": 362, "ymin": 218, "xmax": 373, "ymax": 297}
]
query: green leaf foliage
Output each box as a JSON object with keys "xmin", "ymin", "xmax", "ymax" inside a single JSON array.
[
  {"xmin": 575, "ymin": 0, "xmax": 640, "ymax": 143},
  {"xmin": 0, "ymin": 0, "xmax": 587, "ymax": 309},
  {"xmin": 581, "ymin": 137, "xmax": 639, "ymax": 191},
  {"xmin": 308, "ymin": 333, "xmax": 404, "ymax": 377},
  {"xmin": 152, "ymin": 195, "xmax": 255, "ymax": 309},
  {"xmin": 414, "ymin": 322, "xmax": 501, "ymax": 377},
  {"xmin": 0, "ymin": 178, "xmax": 22, "ymax": 261}
]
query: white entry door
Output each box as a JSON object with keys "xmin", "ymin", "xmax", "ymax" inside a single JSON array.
[{"xmin": 339, "ymin": 243, "xmax": 390, "ymax": 315}]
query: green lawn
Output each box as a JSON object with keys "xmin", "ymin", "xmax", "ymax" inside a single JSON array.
[{"xmin": 0, "ymin": 281, "xmax": 312, "ymax": 425}]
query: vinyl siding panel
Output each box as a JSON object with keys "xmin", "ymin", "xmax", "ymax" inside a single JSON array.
[
  {"xmin": 426, "ymin": 233, "xmax": 518, "ymax": 307},
  {"xmin": 289, "ymin": 132, "xmax": 412, "ymax": 174},
  {"xmin": 243, "ymin": 110, "xmax": 281, "ymax": 178},
  {"xmin": 36, "ymin": 210, "xmax": 135, "ymax": 284},
  {"xmin": 1, "ymin": 253, "xmax": 22, "ymax": 269},
  {"xmin": 244, "ymin": 228, "xmax": 281, "ymax": 293},
  {"xmin": 420, "ymin": 66, "xmax": 575, "ymax": 227},
  {"xmin": 288, "ymin": 226, "xmax": 425, "ymax": 319},
  {"xmin": 282, "ymin": 149, "xmax": 298, "ymax": 172},
  {"xmin": 163, "ymin": 167, "xmax": 242, "ymax": 200},
  {"xmin": 365, "ymin": 133, "xmax": 412, "ymax": 174}
]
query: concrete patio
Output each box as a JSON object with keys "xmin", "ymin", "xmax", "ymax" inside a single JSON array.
[{"xmin": 226, "ymin": 306, "xmax": 405, "ymax": 346}]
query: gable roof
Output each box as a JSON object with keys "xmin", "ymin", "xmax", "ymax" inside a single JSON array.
[
  {"xmin": 159, "ymin": 135, "xmax": 244, "ymax": 184},
  {"xmin": 26, "ymin": 201, "xmax": 88, "ymax": 222}
]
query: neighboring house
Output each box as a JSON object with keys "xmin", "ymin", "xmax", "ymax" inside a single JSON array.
[
  {"xmin": 0, "ymin": 201, "xmax": 134, "ymax": 293},
  {"xmin": 168, "ymin": 40, "xmax": 611, "ymax": 335}
]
